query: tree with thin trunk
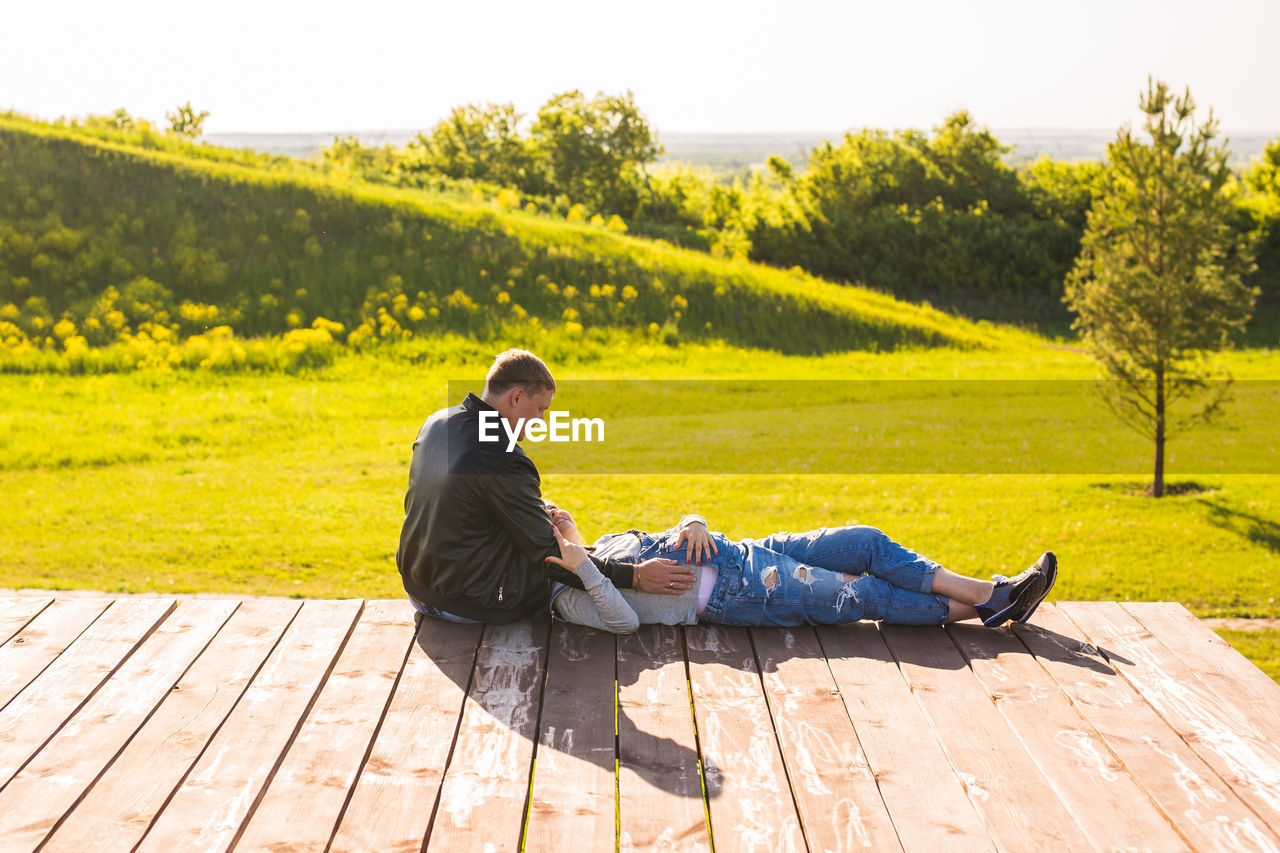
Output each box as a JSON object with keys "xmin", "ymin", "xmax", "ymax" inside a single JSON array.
[{"xmin": 1064, "ymin": 77, "xmax": 1257, "ymax": 497}]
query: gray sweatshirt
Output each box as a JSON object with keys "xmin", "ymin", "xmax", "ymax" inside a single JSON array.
[{"xmin": 549, "ymin": 515, "xmax": 707, "ymax": 633}]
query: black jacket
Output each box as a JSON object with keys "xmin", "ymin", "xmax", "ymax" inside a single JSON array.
[{"xmin": 397, "ymin": 392, "xmax": 635, "ymax": 622}]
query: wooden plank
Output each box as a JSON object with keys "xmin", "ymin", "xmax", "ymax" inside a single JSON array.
[
  {"xmin": 616, "ymin": 624, "xmax": 710, "ymax": 853},
  {"xmin": 0, "ymin": 598, "xmax": 175, "ymax": 787},
  {"xmin": 525, "ymin": 621, "xmax": 617, "ymax": 853},
  {"xmin": 41, "ymin": 599, "xmax": 301, "ymax": 853},
  {"xmin": 752, "ymin": 626, "xmax": 903, "ymax": 852},
  {"xmin": 1059, "ymin": 601, "xmax": 1280, "ymax": 834},
  {"xmin": 817, "ymin": 623, "xmax": 993, "ymax": 852},
  {"xmin": 1125, "ymin": 602, "xmax": 1280, "ymax": 736},
  {"xmin": 0, "ymin": 597, "xmax": 52, "ymax": 646},
  {"xmin": 425, "ymin": 615, "xmax": 550, "ymax": 851},
  {"xmin": 948, "ymin": 618, "xmax": 1192, "ymax": 851},
  {"xmin": 328, "ymin": 613, "xmax": 482, "ymax": 853},
  {"xmin": 0, "ymin": 600, "xmax": 237, "ymax": 852},
  {"xmin": 0, "ymin": 599, "xmax": 110, "ymax": 710},
  {"xmin": 1015, "ymin": 603, "xmax": 1280, "ymax": 853},
  {"xmin": 878, "ymin": 623, "xmax": 1094, "ymax": 851},
  {"xmin": 234, "ymin": 600, "xmax": 416, "ymax": 853},
  {"xmin": 685, "ymin": 623, "xmax": 804, "ymax": 852},
  {"xmin": 133, "ymin": 599, "xmax": 362, "ymax": 853}
]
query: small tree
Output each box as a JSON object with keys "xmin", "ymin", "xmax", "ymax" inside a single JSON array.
[
  {"xmin": 530, "ymin": 89, "xmax": 663, "ymax": 216},
  {"xmin": 407, "ymin": 102, "xmax": 542, "ymax": 193},
  {"xmin": 1064, "ymin": 77, "xmax": 1258, "ymax": 496},
  {"xmin": 165, "ymin": 102, "xmax": 209, "ymax": 140}
]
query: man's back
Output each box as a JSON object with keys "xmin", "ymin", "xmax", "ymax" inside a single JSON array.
[{"xmin": 397, "ymin": 392, "xmax": 555, "ymax": 623}]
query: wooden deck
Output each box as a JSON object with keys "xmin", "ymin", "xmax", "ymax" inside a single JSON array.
[{"xmin": 1, "ymin": 599, "xmax": 1278, "ymax": 852}]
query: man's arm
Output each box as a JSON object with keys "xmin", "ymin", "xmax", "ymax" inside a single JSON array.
[{"xmin": 479, "ymin": 454, "xmax": 635, "ymax": 590}]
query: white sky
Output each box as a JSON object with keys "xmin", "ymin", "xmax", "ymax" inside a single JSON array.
[{"xmin": 6, "ymin": 0, "xmax": 1277, "ymax": 134}]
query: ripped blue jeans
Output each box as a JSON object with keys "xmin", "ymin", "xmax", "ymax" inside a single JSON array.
[{"xmin": 700, "ymin": 525, "xmax": 951, "ymax": 627}]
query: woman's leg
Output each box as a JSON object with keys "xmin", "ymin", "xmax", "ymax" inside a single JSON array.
[
  {"xmin": 753, "ymin": 526, "xmax": 995, "ymax": 614},
  {"xmin": 701, "ymin": 542, "xmax": 953, "ymax": 627}
]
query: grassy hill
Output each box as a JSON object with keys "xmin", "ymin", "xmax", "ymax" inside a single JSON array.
[{"xmin": 0, "ymin": 113, "xmax": 1040, "ymax": 373}]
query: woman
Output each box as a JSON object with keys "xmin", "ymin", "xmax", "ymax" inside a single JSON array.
[{"xmin": 542, "ymin": 503, "xmax": 1057, "ymax": 634}]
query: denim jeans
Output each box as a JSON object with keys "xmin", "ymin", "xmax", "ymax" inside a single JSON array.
[
  {"xmin": 694, "ymin": 525, "xmax": 950, "ymax": 627},
  {"xmin": 406, "ymin": 594, "xmax": 482, "ymax": 625}
]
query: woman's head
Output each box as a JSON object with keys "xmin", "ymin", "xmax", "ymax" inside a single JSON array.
[{"xmin": 542, "ymin": 499, "xmax": 575, "ymax": 531}]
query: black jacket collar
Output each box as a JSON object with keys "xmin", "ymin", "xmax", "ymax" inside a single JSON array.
[{"xmin": 462, "ymin": 392, "xmax": 494, "ymax": 412}]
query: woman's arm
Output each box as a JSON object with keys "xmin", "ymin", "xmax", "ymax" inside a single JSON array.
[
  {"xmin": 545, "ymin": 525, "xmax": 640, "ymax": 633},
  {"xmin": 550, "ymin": 562, "xmax": 641, "ymax": 634}
]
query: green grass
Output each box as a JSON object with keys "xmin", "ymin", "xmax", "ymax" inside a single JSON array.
[
  {"xmin": 3, "ymin": 340, "xmax": 1277, "ymax": 614},
  {"xmin": 3, "ymin": 337, "xmax": 1278, "ymax": 679}
]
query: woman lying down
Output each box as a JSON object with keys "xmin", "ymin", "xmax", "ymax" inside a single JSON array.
[{"xmin": 542, "ymin": 503, "xmax": 1057, "ymax": 634}]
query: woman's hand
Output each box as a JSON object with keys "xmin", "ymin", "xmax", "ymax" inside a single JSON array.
[
  {"xmin": 676, "ymin": 519, "xmax": 718, "ymax": 566},
  {"xmin": 545, "ymin": 524, "xmax": 592, "ymax": 576}
]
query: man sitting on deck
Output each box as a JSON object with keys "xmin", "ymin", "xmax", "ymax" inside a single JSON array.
[{"xmin": 396, "ymin": 348, "xmax": 696, "ymax": 624}]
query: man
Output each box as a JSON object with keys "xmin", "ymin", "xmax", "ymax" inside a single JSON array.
[{"xmin": 397, "ymin": 348, "xmax": 697, "ymax": 624}]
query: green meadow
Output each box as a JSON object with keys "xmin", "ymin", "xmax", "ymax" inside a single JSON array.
[{"xmin": 4, "ymin": 339, "xmax": 1277, "ymax": 619}]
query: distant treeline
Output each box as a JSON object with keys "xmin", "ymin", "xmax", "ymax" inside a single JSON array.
[{"xmin": 322, "ymin": 92, "xmax": 1280, "ymax": 335}]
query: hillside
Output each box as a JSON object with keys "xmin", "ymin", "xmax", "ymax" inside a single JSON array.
[{"xmin": 0, "ymin": 114, "xmax": 1035, "ymax": 372}]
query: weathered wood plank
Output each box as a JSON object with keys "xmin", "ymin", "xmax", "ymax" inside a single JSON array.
[
  {"xmin": 817, "ymin": 623, "xmax": 993, "ymax": 852},
  {"xmin": 40, "ymin": 599, "xmax": 301, "ymax": 853},
  {"xmin": 0, "ymin": 599, "xmax": 110, "ymax": 711},
  {"xmin": 686, "ymin": 623, "xmax": 804, "ymax": 853},
  {"xmin": 0, "ymin": 598, "xmax": 175, "ymax": 788},
  {"xmin": 752, "ymin": 626, "xmax": 903, "ymax": 853},
  {"xmin": 879, "ymin": 623, "xmax": 1094, "ymax": 851},
  {"xmin": 525, "ymin": 621, "xmax": 617, "ymax": 853},
  {"xmin": 234, "ymin": 600, "xmax": 416, "ymax": 853},
  {"xmin": 0, "ymin": 598, "xmax": 52, "ymax": 646},
  {"xmin": 425, "ymin": 616, "xmax": 550, "ymax": 852},
  {"xmin": 1125, "ymin": 602, "xmax": 1280, "ymax": 736},
  {"xmin": 328, "ymin": 614, "xmax": 482, "ymax": 853},
  {"xmin": 948, "ymin": 618, "xmax": 1191, "ymax": 851},
  {"xmin": 0, "ymin": 600, "xmax": 237, "ymax": 853},
  {"xmin": 132, "ymin": 599, "xmax": 362, "ymax": 852},
  {"xmin": 1015, "ymin": 603, "xmax": 1280, "ymax": 853},
  {"xmin": 1059, "ymin": 601, "xmax": 1280, "ymax": 835},
  {"xmin": 616, "ymin": 624, "xmax": 710, "ymax": 853}
]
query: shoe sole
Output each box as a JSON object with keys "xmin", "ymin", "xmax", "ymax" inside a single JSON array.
[{"xmin": 1014, "ymin": 552, "xmax": 1057, "ymax": 624}]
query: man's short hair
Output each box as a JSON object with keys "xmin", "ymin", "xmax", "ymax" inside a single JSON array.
[{"xmin": 484, "ymin": 349, "xmax": 556, "ymax": 397}]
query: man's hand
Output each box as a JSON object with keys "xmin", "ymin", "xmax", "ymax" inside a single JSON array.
[
  {"xmin": 675, "ymin": 519, "xmax": 718, "ymax": 566},
  {"xmin": 633, "ymin": 557, "xmax": 698, "ymax": 595}
]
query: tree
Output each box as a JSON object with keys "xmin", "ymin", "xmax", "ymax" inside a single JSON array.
[
  {"xmin": 748, "ymin": 113, "xmax": 1079, "ymax": 305},
  {"xmin": 1063, "ymin": 77, "xmax": 1258, "ymax": 497},
  {"xmin": 1240, "ymin": 137, "xmax": 1280, "ymax": 314},
  {"xmin": 165, "ymin": 102, "xmax": 209, "ymax": 140},
  {"xmin": 407, "ymin": 102, "xmax": 543, "ymax": 193},
  {"xmin": 530, "ymin": 89, "xmax": 662, "ymax": 215}
]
